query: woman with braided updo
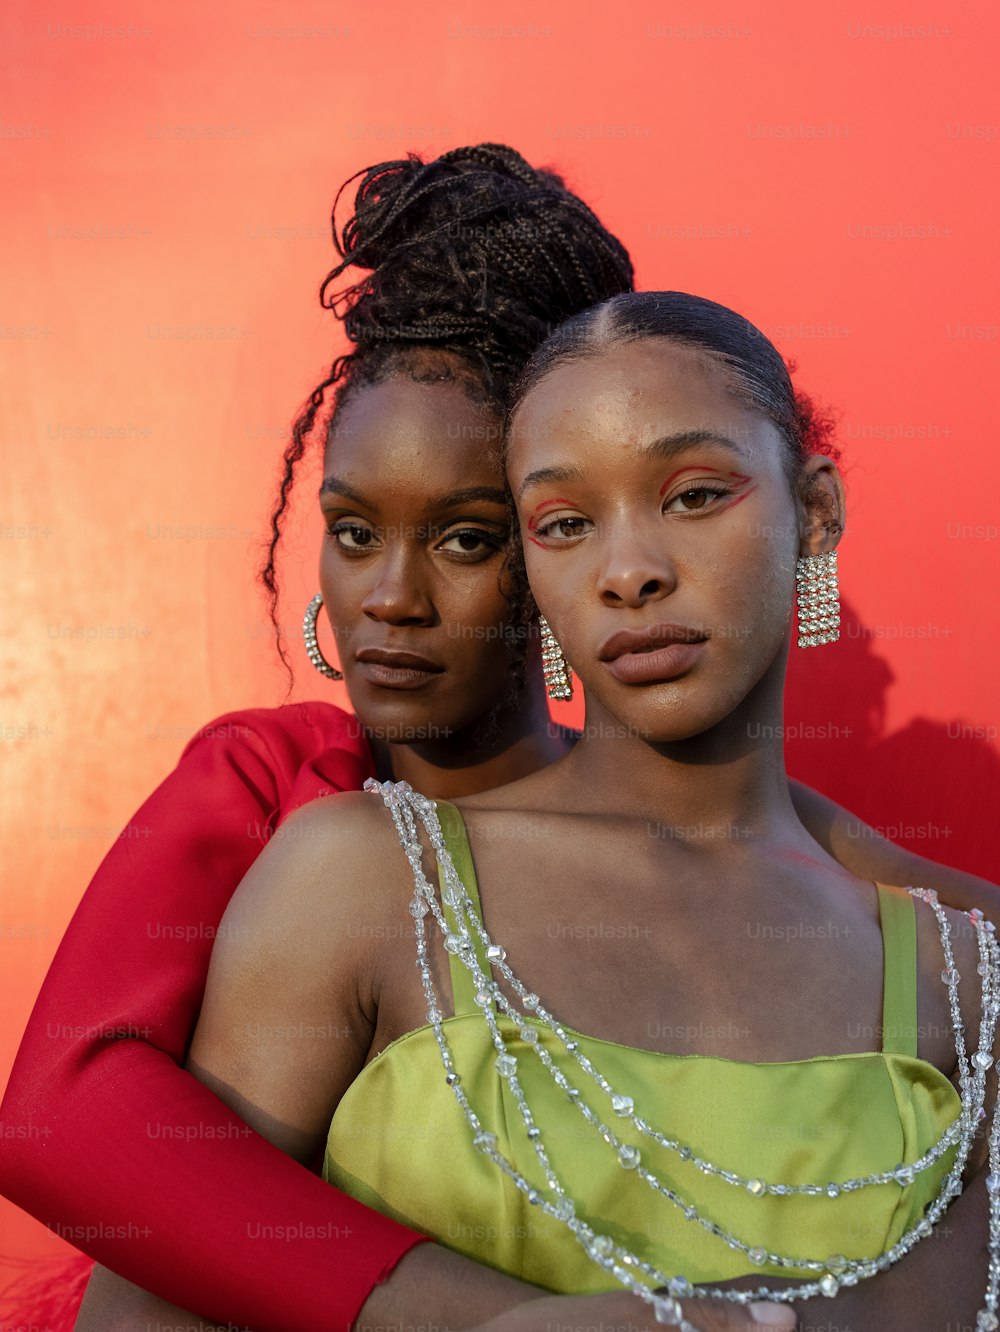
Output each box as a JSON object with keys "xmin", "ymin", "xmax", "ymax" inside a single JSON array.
[{"xmin": 4, "ymin": 147, "xmax": 997, "ymax": 1332}]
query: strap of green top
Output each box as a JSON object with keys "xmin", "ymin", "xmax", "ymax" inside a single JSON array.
[
  {"xmin": 434, "ymin": 800, "xmax": 494, "ymax": 1017},
  {"xmin": 876, "ymin": 883, "xmax": 919, "ymax": 1057}
]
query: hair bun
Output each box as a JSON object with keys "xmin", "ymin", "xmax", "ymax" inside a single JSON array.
[{"xmin": 317, "ymin": 142, "xmax": 633, "ymax": 381}]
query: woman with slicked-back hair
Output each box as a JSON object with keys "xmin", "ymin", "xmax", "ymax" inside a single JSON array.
[{"xmin": 3, "ymin": 148, "xmax": 996, "ymax": 1332}]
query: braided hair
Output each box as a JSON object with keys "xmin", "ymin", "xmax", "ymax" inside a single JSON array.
[{"xmin": 259, "ymin": 143, "xmax": 634, "ymax": 676}]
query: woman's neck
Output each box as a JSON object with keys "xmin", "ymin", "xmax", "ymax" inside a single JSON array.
[
  {"xmin": 555, "ymin": 668, "xmax": 801, "ymax": 845},
  {"xmin": 370, "ymin": 665, "xmax": 572, "ymax": 800}
]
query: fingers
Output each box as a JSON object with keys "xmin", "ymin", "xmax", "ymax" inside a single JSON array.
[
  {"xmin": 681, "ymin": 1298, "xmax": 797, "ymax": 1331},
  {"xmin": 470, "ymin": 1292, "xmax": 797, "ymax": 1332},
  {"xmin": 745, "ymin": 1302, "xmax": 797, "ymax": 1330}
]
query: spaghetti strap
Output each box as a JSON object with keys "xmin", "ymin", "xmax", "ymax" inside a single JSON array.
[
  {"xmin": 875, "ymin": 883, "xmax": 919, "ymax": 1058},
  {"xmin": 434, "ymin": 800, "xmax": 494, "ymax": 1017}
]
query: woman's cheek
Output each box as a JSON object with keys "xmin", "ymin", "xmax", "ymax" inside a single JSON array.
[
  {"xmin": 458, "ymin": 580, "xmax": 512, "ymax": 634},
  {"xmin": 522, "ymin": 548, "xmax": 553, "ymax": 611}
]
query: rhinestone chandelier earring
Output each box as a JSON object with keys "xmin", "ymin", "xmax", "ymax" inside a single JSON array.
[
  {"xmin": 795, "ymin": 551, "xmax": 840, "ymax": 648},
  {"xmin": 539, "ymin": 615, "xmax": 573, "ymax": 701},
  {"xmin": 303, "ymin": 592, "xmax": 343, "ymax": 680}
]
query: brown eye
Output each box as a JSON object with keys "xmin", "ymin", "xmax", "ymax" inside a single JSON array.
[
  {"xmin": 536, "ymin": 516, "xmax": 593, "ymax": 540},
  {"xmin": 437, "ymin": 528, "xmax": 504, "ymax": 557},
  {"xmin": 663, "ymin": 486, "xmax": 729, "ymax": 514},
  {"xmin": 330, "ymin": 522, "xmax": 377, "ymax": 549},
  {"xmin": 439, "ymin": 531, "xmax": 487, "ymax": 553}
]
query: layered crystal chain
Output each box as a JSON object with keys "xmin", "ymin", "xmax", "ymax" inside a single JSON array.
[{"xmin": 366, "ymin": 779, "xmax": 1000, "ymax": 1331}]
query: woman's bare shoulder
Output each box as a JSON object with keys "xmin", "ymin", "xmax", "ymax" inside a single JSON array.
[
  {"xmin": 223, "ymin": 787, "xmax": 416, "ymax": 933},
  {"xmin": 790, "ymin": 780, "xmax": 1000, "ymax": 916},
  {"xmin": 272, "ymin": 785, "xmax": 406, "ymax": 853}
]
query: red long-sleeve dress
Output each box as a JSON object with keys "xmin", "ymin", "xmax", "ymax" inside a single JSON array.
[{"xmin": 0, "ymin": 701, "xmax": 428, "ymax": 1331}]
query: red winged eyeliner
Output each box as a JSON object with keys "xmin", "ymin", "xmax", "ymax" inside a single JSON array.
[{"xmin": 527, "ymin": 498, "xmax": 575, "ymax": 546}]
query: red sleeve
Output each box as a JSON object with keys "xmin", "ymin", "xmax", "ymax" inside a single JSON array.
[{"xmin": 0, "ymin": 702, "xmax": 428, "ymax": 1332}]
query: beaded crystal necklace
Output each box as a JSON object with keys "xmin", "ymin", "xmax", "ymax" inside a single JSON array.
[{"xmin": 366, "ymin": 779, "xmax": 1000, "ymax": 1331}]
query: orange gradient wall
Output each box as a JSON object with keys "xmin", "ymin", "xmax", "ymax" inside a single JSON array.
[{"xmin": 2, "ymin": 0, "xmax": 998, "ymax": 1278}]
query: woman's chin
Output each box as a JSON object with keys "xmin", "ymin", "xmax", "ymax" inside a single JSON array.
[
  {"xmin": 582, "ymin": 688, "xmax": 747, "ymax": 749},
  {"xmin": 347, "ymin": 691, "xmax": 488, "ymax": 747},
  {"xmin": 349, "ymin": 708, "xmax": 456, "ymax": 747}
]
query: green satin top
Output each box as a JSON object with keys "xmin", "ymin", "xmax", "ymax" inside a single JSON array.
[{"xmin": 323, "ymin": 801, "xmax": 960, "ymax": 1290}]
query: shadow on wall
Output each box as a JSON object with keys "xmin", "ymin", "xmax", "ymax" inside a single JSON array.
[{"xmin": 784, "ymin": 599, "xmax": 1000, "ymax": 883}]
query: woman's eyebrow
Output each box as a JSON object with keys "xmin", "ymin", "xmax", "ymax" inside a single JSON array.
[
  {"xmin": 516, "ymin": 431, "xmax": 743, "ymax": 499},
  {"xmin": 431, "ymin": 487, "xmax": 508, "ymax": 508},
  {"xmin": 644, "ymin": 429, "xmax": 744, "ymax": 459},
  {"xmin": 516, "ymin": 464, "xmax": 585, "ymax": 499},
  {"xmin": 318, "ymin": 479, "xmax": 508, "ymax": 516},
  {"xmin": 318, "ymin": 475, "xmax": 372, "ymax": 506}
]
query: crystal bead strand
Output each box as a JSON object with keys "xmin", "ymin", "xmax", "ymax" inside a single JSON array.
[
  {"xmin": 414, "ymin": 783, "xmax": 985, "ymax": 1298},
  {"xmin": 370, "ymin": 782, "xmax": 996, "ymax": 1319},
  {"xmin": 366, "ymin": 780, "xmax": 1000, "ymax": 1326},
  {"xmin": 378, "ymin": 782, "xmax": 578, "ymax": 1208},
  {"xmin": 461, "ymin": 874, "xmax": 964, "ymax": 1196},
  {"xmin": 911, "ymin": 886, "xmax": 1000, "ymax": 1332},
  {"xmin": 371, "ymin": 783, "xmax": 693, "ymax": 1325},
  {"xmin": 912, "ymin": 887, "xmax": 974, "ymax": 1093},
  {"xmin": 424, "ymin": 786, "xmax": 978, "ymax": 1200},
  {"xmin": 382, "ymin": 782, "xmax": 998, "ymax": 1317},
  {"xmin": 418, "ymin": 802, "xmax": 982, "ymax": 1284},
  {"xmin": 972, "ymin": 908, "xmax": 1000, "ymax": 1332}
]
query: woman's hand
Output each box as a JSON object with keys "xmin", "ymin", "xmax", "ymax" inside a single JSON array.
[
  {"xmin": 472, "ymin": 1290, "xmax": 796, "ymax": 1331},
  {"xmin": 74, "ymin": 1264, "xmax": 250, "ymax": 1331}
]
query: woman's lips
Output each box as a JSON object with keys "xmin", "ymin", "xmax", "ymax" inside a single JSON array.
[
  {"xmin": 597, "ymin": 624, "xmax": 708, "ymax": 685},
  {"xmin": 354, "ymin": 648, "xmax": 445, "ymax": 691},
  {"xmin": 601, "ymin": 639, "xmax": 706, "ymax": 684}
]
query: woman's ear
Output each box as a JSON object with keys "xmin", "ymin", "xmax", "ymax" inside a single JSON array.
[{"xmin": 797, "ymin": 454, "xmax": 846, "ymax": 557}]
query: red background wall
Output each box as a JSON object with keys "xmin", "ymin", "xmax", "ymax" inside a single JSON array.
[{"xmin": 2, "ymin": 0, "xmax": 998, "ymax": 1286}]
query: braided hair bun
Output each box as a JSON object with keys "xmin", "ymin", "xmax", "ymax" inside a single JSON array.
[
  {"xmin": 261, "ymin": 143, "xmax": 634, "ymax": 670},
  {"xmin": 323, "ymin": 143, "xmax": 634, "ymax": 403}
]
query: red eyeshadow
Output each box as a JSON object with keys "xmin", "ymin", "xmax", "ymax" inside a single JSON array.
[
  {"xmin": 527, "ymin": 498, "xmax": 575, "ymax": 532},
  {"xmin": 658, "ymin": 466, "xmax": 725, "ymax": 496}
]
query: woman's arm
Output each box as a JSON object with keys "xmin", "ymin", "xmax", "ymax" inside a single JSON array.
[
  {"xmin": 707, "ymin": 1127, "xmax": 990, "ymax": 1331},
  {"xmin": 75, "ymin": 792, "xmax": 542, "ymax": 1331},
  {"xmin": 0, "ymin": 705, "xmax": 431, "ymax": 1332},
  {"xmin": 789, "ymin": 778, "xmax": 1000, "ymax": 914},
  {"xmin": 834, "ymin": 1164, "xmax": 989, "ymax": 1330},
  {"xmin": 78, "ymin": 795, "xmax": 785, "ymax": 1332}
]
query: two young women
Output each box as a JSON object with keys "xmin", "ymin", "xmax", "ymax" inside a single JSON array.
[
  {"xmin": 85, "ymin": 291, "xmax": 998, "ymax": 1331},
  {"xmin": 4, "ymin": 146, "xmax": 995, "ymax": 1331}
]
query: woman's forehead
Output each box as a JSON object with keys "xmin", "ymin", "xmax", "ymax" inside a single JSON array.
[
  {"xmin": 507, "ymin": 342, "xmax": 755, "ymax": 460},
  {"xmin": 322, "ymin": 377, "xmax": 506, "ymax": 504},
  {"xmin": 327, "ymin": 377, "xmax": 501, "ymax": 460}
]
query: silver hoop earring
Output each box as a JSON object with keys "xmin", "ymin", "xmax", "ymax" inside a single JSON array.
[
  {"xmin": 539, "ymin": 615, "xmax": 573, "ymax": 701},
  {"xmin": 303, "ymin": 593, "xmax": 343, "ymax": 679},
  {"xmin": 795, "ymin": 551, "xmax": 840, "ymax": 648}
]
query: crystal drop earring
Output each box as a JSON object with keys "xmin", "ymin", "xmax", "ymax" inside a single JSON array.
[
  {"xmin": 539, "ymin": 615, "xmax": 573, "ymax": 700},
  {"xmin": 795, "ymin": 551, "xmax": 840, "ymax": 648}
]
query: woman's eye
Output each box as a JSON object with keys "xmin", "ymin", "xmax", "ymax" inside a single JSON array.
[
  {"xmin": 535, "ymin": 515, "xmax": 593, "ymax": 541},
  {"xmin": 437, "ymin": 528, "xmax": 503, "ymax": 556},
  {"xmin": 664, "ymin": 486, "xmax": 730, "ymax": 513},
  {"xmin": 328, "ymin": 521, "xmax": 377, "ymax": 550}
]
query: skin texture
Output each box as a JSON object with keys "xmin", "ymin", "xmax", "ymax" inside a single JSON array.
[
  {"xmin": 76, "ymin": 359, "xmax": 998, "ymax": 1331},
  {"xmin": 510, "ymin": 339, "xmax": 819, "ymax": 746},
  {"xmin": 317, "ymin": 368, "xmax": 570, "ymax": 798}
]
